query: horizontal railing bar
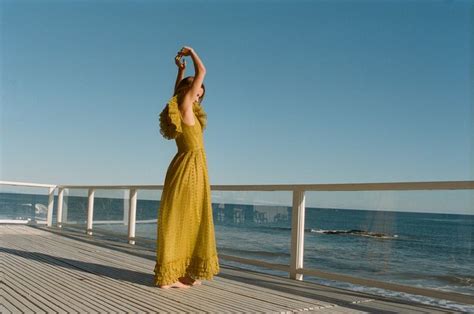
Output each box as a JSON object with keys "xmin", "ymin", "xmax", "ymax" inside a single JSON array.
[
  {"xmin": 210, "ymin": 180, "xmax": 474, "ymax": 191},
  {"xmin": 91, "ymin": 219, "xmax": 157, "ymax": 224},
  {"xmin": 4, "ymin": 180, "xmax": 469, "ymax": 191},
  {"xmin": 0, "ymin": 181, "xmax": 57, "ymax": 188},
  {"xmin": 0, "ymin": 220, "xmax": 48, "ymax": 224},
  {"xmin": 219, "ymin": 254, "xmax": 290, "ymax": 272},
  {"xmin": 55, "ymin": 184, "xmax": 164, "ymax": 190}
]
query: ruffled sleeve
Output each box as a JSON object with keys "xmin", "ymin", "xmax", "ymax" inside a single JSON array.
[
  {"xmin": 193, "ymin": 101, "xmax": 207, "ymax": 131},
  {"xmin": 159, "ymin": 95, "xmax": 182, "ymax": 140}
]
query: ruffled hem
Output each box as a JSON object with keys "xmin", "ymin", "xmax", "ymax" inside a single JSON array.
[
  {"xmin": 153, "ymin": 254, "xmax": 220, "ymax": 286},
  {"xmin": 159, "ymin": 95, "xmax": 208, "ymax": 140}
]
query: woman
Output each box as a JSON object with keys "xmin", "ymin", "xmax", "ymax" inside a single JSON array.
[{"xmin": 154, "ymin": 46, "xmax": 220, "ymax": 289}]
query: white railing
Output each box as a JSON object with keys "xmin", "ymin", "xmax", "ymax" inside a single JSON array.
[
  {"xmin": 1, "ymin": 181, "xmax": 57, "ymax": 225},
  {"xmin": 1, "ymin": 179, "xmax": 473, "ymax": 305}
]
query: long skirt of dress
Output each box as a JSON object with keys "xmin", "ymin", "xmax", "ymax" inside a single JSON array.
[{"xmin": 154, "ymin": 148, "xmax": 220, "ymax": 286}]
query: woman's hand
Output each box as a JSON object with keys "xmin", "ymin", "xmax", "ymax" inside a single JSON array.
[
  {"xmin": 178, "ymin": 46, "xmax": 194, "ymax": 57},
  {"xmin": 175, "ymin": 53, "xmax": 186, "ymax": 70}
]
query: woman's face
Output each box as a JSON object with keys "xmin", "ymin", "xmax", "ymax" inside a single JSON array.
[
  {"xmin": 196, "ymin": 86, "xmax": 204, "ymax": 102},
  {"xmin": 184, "ymin": 79, "xmax": 204, "ymax": 103}
]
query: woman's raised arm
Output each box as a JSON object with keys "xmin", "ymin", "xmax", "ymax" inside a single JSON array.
[
  {"xmin": 178, "ymin": 47, "xmax": 206, "ymax": 98},
  {"xmin": 174, "ymin": 53, "xmax": 186, "ymax": 94}
]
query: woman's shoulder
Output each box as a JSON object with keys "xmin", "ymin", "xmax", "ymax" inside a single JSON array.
[{"xmin": 158, "ymin": 95, "xmax": 209, "ymax": 139}]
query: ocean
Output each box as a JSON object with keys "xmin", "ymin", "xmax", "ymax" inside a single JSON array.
[{"xmin": 1, "ymin": 191, "xmax": 473, "ymax": 312}]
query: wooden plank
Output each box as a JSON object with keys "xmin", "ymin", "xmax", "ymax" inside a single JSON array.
[
  {"xmin": 2, "ymin": 251, "xmax": 76, "ymax": 313},
  {"xmin": 1, "ymin": 229, "xmax": 171, "ymax": 312},
  {"xmin": 1, "ymin": 232, "xmax": 198, "ymax": 313},
  {"xmin": 1, "ymin": 284, "xmax": 46, "ymax": 313},
  {"xmin": 42, "ymin": 228, "xmax": 318, "ymax": 312},
  {"xmin": 21, "ymin": 226, "xmax": 329, "ymax": 312},
  {"xmin": 3, "ymin": 254, "xmax": 111, "ymax": 313},
  {"xmin": 2, "ymin": 247, "xmax": 103, "ymax": 313},
  {"xmin": 205, "ymin": 279, "xmax": 328, "ymax": 311},
  {"xmin": 2, "ymin": 272, "xmax": 65, "ymax": 313},
  {"xmin": 0, "ymin": 293, "xmax": 21, "ymax": 314},
  {"xmin": 0, "ymin": 225, "xmax": 462, "ymax": 313},
  {"xmin": 203, "ymin": 276, "xmax": 335, "ymax": 311},
  {"xmin": 0, "ymin": 227, "xmax": 218, "ymax": 312},
  {"xmin": 366, "ymin": 300, "xmax": 452, "ymax": 314},
  {"xmin": 4, "ymin": 226, "xmax": 291, "ymax": 312},
  {"xmin": 206, "ymin": 264, "xmax": 367, "ymax": 305},
  {"xmin": 185, "ymin": 284, "xmax": 284, "ymax": 312},
  {"xmin": 3, "ymin": 238, "xmax": 111, "ymax": 313},
  {"xmin": 30, "ymin": 229, "xmax": 426, "ymax": 312}
]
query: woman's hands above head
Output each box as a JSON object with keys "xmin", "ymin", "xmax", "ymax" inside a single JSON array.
[
  {"xmin": 175, "ymin": 53, "xmax": 186, "ymax": 70},
  {"xmin": 178, "ymin": 46, "xmax": 194, "ymax": 57},
  {"xmin": 175, "ymin": 46, "xmax": 195, "ymax": 70}
]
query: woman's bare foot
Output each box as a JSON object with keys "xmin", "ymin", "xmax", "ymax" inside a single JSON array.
[
  {"xmin": 178, "ymin": 275, "xmax": 202, "ymax": 286},
  {"xmin": 158, "ymin": 280, "xmax": 191, "ymax": 289}
]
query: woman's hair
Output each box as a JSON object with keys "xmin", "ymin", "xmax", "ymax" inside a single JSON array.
[{"xmin": 174, "ymin": 76, "xmax": 206, "ymax": 103}]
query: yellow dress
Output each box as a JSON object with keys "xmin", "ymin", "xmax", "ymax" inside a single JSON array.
[{"xmin": 154, "ymin": 94, "xmax": 220, "ymax": 286}]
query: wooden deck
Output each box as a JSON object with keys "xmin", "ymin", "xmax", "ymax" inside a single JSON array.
[{"xmin": 0, "ymin": 224, "xmax": 460, "ymax": 313}]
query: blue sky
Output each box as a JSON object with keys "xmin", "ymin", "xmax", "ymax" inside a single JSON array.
[{"xmin": 0, "ymin": 0, "xmax": 472, "ymax": 213}]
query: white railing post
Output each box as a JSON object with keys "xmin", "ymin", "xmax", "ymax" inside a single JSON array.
[
  {"xmin": 128, "ymin": 188, "xmax": 137, "ymax": 245},
  {"xmin": 289, "ymin": 189, "xmax": 305, "ymax": 281},
  {"xmin": 123, "ymin": 189, "xmax": 129, "ymax": 226},
  {"xmin": 57, "ymin": 187, "xmax": 64, "ymax": 228},
  {"xmin": 63, "ymin": 188, "xmax": 69, "ymax": 224},
  {"xmin": 46, "ymin": 186, "xmax": 55, "ymax": 227},
  {"xmin": 86, "ymin": 188, "xmax": 95, "ymax": 235}
]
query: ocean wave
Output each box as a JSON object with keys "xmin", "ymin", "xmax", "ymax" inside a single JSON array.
[
  {"xmin": 419, "ymin": 218, "xmax": 473, "ymax": 225},
  {"xmin": 397, "ymin": 272, "xmax": 474, "ymax": 287},
  {"xmin": 311, "ymin": 228, "xmax": 398, "ymax": 239},
  {"xmin": 434, "ymin": 274, "xmax": 474, "ymax": 287}
]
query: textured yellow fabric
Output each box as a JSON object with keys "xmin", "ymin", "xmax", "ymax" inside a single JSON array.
[
  {"xmin": 158, "ymin": 94, "xmax": 207, "ymax": 139},
  {"xmin": 154, "ymin": 95, "xmax": 220, "ymax": 286}
]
